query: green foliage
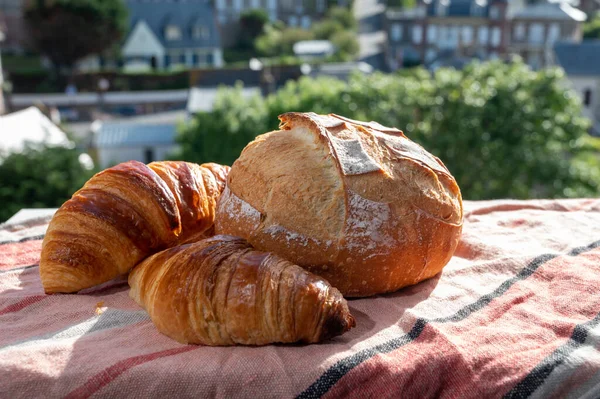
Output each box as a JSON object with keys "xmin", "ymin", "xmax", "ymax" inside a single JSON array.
[
  {"xmin": 583, "ymin": 13, "xmax": 600, "ymax": 39},
  {"xmin": 177, "ymin": 60, "xmax": 600, "ymax": 200},
  {"xmin": 326, "ymin": 6, "xmax": 358, "ymax": 31},
  {"xmin": 24, "ymin": 0, "xmax": 128, "ymax": 71},
  {"xmin": 0, "ymin": 146, "xmax": 96, "ymax": 222},
  {"xmin": 176, "ymin": 83, "xmax": 268, "ymax": 166},
  {"xmin": 311, "ymin": 19, "xmax": 345, "ymax": 40},
  {"xmin": 254, "ymin": 6, "xmax": 358, "ymax": 60},
  {"xmin": 237, "ymin": 9, "xmax": 270, "ymax": 50},
  {"xmin": 255, "ymin": 25, "xmax": 315, "ymax": 57},
  {"xmin": 387, "ymin": 0, "xmax": 417, "ymax": 8},
  {"xmin": 330, "ymin": 30, "xmax": 360, "ymax": 60}
]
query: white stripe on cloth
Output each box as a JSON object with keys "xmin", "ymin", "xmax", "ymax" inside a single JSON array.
[
  {"xmin": 0, "ymin": 309, "xmax": 149, "ymax": 352},
  {"xmin": 528, "ymin": 321, "xmax": 600, "ymax": 399}
]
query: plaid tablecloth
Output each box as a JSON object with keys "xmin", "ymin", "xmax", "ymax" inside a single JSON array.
[{"xmin": 2, "ymin": 199, "xmax": 600, "ymax": 398}]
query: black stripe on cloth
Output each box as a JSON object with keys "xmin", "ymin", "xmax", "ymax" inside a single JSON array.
[
  {"xmin": 504, "ymin": 308, "xmax": 600, "ymax": 396},
  {"xmin": 297, "ymin": 239, "xmax": 600, "ymax": 399},
  {"xmin": 0, "ymin": 264, "xmax": 39, "ymax": 275},
  {"xmin": 0, "ymin": 234, "xmax": 45, "ymax": 246}
]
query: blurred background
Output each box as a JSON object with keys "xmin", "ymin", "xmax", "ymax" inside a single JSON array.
[{"xmin": 1, "ymin": 0, "xmax": 599, "ymax": 222}]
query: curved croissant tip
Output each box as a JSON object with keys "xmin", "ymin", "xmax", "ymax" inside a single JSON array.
[{"xmin": 319, "ymin": 302, "xmax": 356, "ymax": 342}]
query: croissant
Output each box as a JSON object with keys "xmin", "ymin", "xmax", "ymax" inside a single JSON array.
[
  {"xmin": 128, "ymin": 235, "xmax": 356, "ymax": 346},
  {"xmin": 40, "ymin": 160, "xmax": 229, "ymax": 294}
]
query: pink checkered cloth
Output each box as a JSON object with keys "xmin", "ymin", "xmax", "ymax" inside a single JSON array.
[{"xmin": 2, "ymin": 199, "xmax": 600, "ymax": 398}]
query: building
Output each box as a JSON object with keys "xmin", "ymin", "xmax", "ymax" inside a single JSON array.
[
  {"xmin": 122, "ymin": 0, "xmax": 223, "ymax": 71},
  {"xmin": 554, "ymin": 41, "xmax": 600, "ymax": 136},
  {"xmin": 385, "ymin": 0, "xmax": 512, "ymax": 70},
  {"xmin": 0, "ymin": 0, "xmax": 26, "ymax": 52},
  {"xmin": 0, "ymin": 107, "xmax": 72, "ymax": 157},
  {"xmin": 385, "ymin": 0, "xmax": 587, "ymax": 71},
  {"xmin": 93, "ymin": 122, "xmax": 179, "ymax": 168},
  {"xmin": 509, "ymin": 0, "xmax": 587, "ymax": 69}
]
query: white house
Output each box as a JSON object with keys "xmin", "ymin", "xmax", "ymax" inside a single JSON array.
[
  {"xmin": 122, "ymin": 0, "xmax": 223, "ymax": 71},
  {"xmin": 0, "ymin": 107, "xmax": 72, "ymax": 158},
  {"xmin": 554, "ymin": 41, "xmax": 600, "ymax": 136},
  {"xmin": 93, "ymin": 122, "xmax": 180, "ymax": 168}
]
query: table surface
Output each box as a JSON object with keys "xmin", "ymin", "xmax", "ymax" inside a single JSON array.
[
  {"xmin": 6, "ymin": 208, "xmax": 57, "ymax": 224},
  {"xmin": 2, "ymin": 199, "xmax": 600, "ymax": 398}
]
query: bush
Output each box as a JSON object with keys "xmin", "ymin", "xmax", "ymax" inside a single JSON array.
[
  {"xmin": 177, "ymin": 61, "xmax": 600, "ymax": 200},
  {"xmin": 0, "ymin": 146, "xmax": 96, "ymax": 222},
  {"xmin": 330, "ymin": 30, "xmax": 360, "ymax": 60},
  {"xmin": 583, "ymin": 13, "xmax": 600, "ymax": 39},
  {"xmin": 255, "ymin": 25, "xmax": 315, "ymax": 57}
]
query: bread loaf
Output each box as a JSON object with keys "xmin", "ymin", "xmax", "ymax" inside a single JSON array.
[{"xmin": 215, "ymin": 112, "xmax": 463, "ymax": 297}]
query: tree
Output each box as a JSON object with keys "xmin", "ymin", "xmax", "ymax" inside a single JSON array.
[
  {"xmin": 24, "ymin": 0, "xmax": 128, "ymax": 74},
  {"xmin": 176, "ymin": 83, "xmax": 268, "ymax": 165},
  {"xmin": 238, "ymin": 9, "xmax": 270, "ymax": 50},
  {"xmin": 176, "ymin": 60, "xmax": 600, "ymax": 200},
  {"xmin": 583, "ymin": 13, "xmax": 600, "ymax": 39},
  {"xmin": 387, "ymin": 0, "xmax": 417, "ymax": 8},
  {"xmin": 0, "ymin": 146, "xmax": 96, "ymax": 222},
  {"xmin": 330, "ymin": 30, "xmax": 360, "ymax": 60}
]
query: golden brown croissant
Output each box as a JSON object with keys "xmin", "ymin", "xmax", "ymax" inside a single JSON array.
[
  {"xmin": 40, "ymin": 160, "xmax": 229, "ymax": 294},
  {"xmin": 128, "ymin": 235, "xmax": 356, "ymax": 346}
]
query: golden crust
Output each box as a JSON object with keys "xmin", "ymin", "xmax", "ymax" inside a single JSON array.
[
  {"xmin": 40, "ymin": 160, "xmax": 230, "ymax": 294},
  {"xmin": 128, "ymin": 235, "xmax": 355, "ymax": 345},
  {"xmin": 216, "ymin": 112, "xmax": 463, "ymax": 297}
]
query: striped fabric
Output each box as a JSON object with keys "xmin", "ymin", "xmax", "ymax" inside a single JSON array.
[{"xmin": 1, "ymin": 199, "xmax": 600, "ymax": 398}]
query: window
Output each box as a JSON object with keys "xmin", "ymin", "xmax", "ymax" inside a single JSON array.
[
  {"xmin": 436, "ymin": 0, "xmax": 449, "ymax": 16},
  {"xmin": 439, "ymin": 25, "xmax": 449, "ymax": 48},
  {"xmin": 547, "ymin": 23, "xmax": 560, "ymax": 44},
  {"xmin": 427, "ymin": 25, "xmax": 437, "ymax": 44},
  {"xmin": 412, "ymin": 25, "xmax": 422, "ymax": 44},
  {"xmin": 449, "ymin": 26, "xmax": 459, "ymax": 48},
  {"xmin": 180, "ymin": 53, "xmax": 187, "ymax": 64},
  {"xmin": 164, "ymin": 54, "xmax": 171, "ymax": 67},
  {"xmin": 489, "ymin": 6, "xmax": 500, "ymax": 20},
  {"xmin": 391, "ymin": 23, "xmax": 403, "ymax": 41},
  {"xmin": 301, "ymin": 15, "xmax": 311, "ymax": 29},
  {"xmin": 584, "ymin": 89, "xmax": 592, "ymax": 107},
  {"xmin": 192, "ymin": 25, "xmax": 210, "ymax": 40},
  {"xmin": 316, "ymin": 0, "xmax": 325, "ymax": 12},
  {"xmin": 529, "ymin": 23, "xmax": 544, "ymax": 44},
  {"xmin": 461, "ymin": 26, "xmax": 473, "ymax": 45},
  {"xmin": 233, "ymin": 0, "xmax": 242, "ymax": 13},
  {"xmin": 478, "ymin": 26, "xmax": 489, "ymax": 45},
  {"xmin": 514, "ymin": 22, "xmax": 525, "ymax": 41},
  {"xmin": 425, "ymin": 48, "xmax": 436, "ymax": 63},
  {"xmin": 491, "ymin": 27, "xmax": 501, "ymax": 47},
  {"xmin": 289, "ymin": 15, "xmax": 298, "ymax": 27},
  {"xmin": 165, "ymin": 25, "xmax": 182, "ymax": 41},
  {"xmin": 528, "ymin": 52, "xmax": 541, "ymax": 70}
]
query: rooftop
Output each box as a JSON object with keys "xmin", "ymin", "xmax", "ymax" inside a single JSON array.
[
  {"xmin": 513, "ymin": 1, "xmax": 587, "ymax": 20},
  {"xmin": 554, "ymin": 41, "xmax": 600, "ymax": 76},
  {"xmin": 0, "ymin": 107, "xmax": 72, "ymax": 156},
  {"xmin": 125, "ymin": 0, "xmax": 220, "ymax": 49},
  {"xmin": 94, "ymin": 122, "xmax": 177, "ymax": 148}
]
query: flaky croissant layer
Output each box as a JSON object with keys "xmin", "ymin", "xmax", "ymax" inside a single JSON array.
[
  {"xmin": 129, "ymin": 235, "xmax": 356, "ymax": 346},
  {"xmin": 40, "ymin": 160, "xmax": 229, "ymax": 294}
]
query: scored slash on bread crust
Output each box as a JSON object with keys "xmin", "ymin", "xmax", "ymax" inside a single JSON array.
[{"xmin": 216, "ymin": 112, "xmax": 463, "ymax": 297}]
